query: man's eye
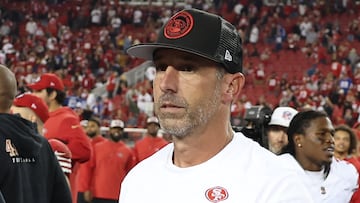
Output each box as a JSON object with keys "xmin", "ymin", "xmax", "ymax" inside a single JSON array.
[
  {"xmin": 154, "ymin": 64, "xmax": 195, "ymax": 72},
  {"xmin": 177, "ymin": 65, "xmax": 195, "ymax": 72},
  {"xmin": 155, "ymin": 64, "xmax": 167, "ymax": 72}
]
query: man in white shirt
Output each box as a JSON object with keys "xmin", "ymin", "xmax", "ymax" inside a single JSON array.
[
  {"xmin": 119, "ymin": 8, "xmax": 314, "ymax": 203},
  {"xmin": 280, "ymin": 110, "xmax": 358, "ymax": 202}
]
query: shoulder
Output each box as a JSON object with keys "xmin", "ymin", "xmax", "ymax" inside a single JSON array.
[
  {"xmin": 229, "ymin": 133, "xmax": 297, "ymax": 175},
  {"xmin": 48, "ymin": 111, "xmax": 81, "ymax": 128},
  {"xmin": 134, "ymin": 136, "xmax": 148, "ymax": 145},
  {"xmin": 232, "ymin": 132, "xmax": 280, "ymax": 162},
  {"xmin": 278, "ymin": 153, "xmax": 300, "ymax": 168},
  {"xmin": 94, "ymin": 139, "xmax": 110, "ymax": 148},
  {"xmin": 126, "ymin": 143, "xmax": 172, "ymax": 174},
  {"xmin": 229, "ymin": 134, "xmax": 314, "ymax": 202},
  {"xmin": 331, "ymin": 158, "xmax": 359, "ymax": 182},
  {"xmin": 120, "ymin": 142, "xmax": 134, "ymax": 153}
]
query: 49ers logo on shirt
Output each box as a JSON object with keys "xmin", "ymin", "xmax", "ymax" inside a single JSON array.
[
  {"xmin": 205, "ymin": 186, "xmax": 229, "ymax": 202},
  {"xmin": 164, "ymin": 11, "xmax": 193, "ymax": 39}
]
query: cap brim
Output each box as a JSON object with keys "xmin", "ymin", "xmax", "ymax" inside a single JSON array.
[
  {"xmin": 27, "ymin": 83, "xmax": 43, "ymax": 91},
  {"xmin": 110, "ymin": 126, "xmax": 124, "ymax": 129},
  {"xmin": 268, "ymin": 120, "xmax": 288, "ymax": 128},
  {"xmin": 127, "ymin": 43, "xmax": 220, "ymax": 64},
  {"xmin": 147, "ymin": 122, "xmax": 160, "ymax": 125}
]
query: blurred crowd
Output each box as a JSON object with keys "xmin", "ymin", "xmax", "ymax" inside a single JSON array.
[
  {"xmin": 2, "ymin": 1, "xmax": 360, "ymax": 203},
  {"xmin": 1, "ymin": 0, "xmax": 360, "ymax": 136}
]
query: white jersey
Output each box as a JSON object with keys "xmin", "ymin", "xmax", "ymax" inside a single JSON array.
[
  {"xmin": 119, "ymin": 132, "xmax": 314, "ymax": 203},
  {"xmin": 279, "ymin": 154, "xmax": 358, "ymax": 203}
]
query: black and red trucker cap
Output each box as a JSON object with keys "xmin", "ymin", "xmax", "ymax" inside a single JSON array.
[{"xmin": 126, "ymin": 8, "xmax": 243, "ymax": 74}]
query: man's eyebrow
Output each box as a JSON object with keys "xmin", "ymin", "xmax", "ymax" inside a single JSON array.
[{"xmin": 153, "ymin": 53, "xmax": 162, "ymax": 61}]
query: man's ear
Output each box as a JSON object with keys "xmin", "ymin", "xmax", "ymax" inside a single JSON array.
[
  {"xmin": 222, "ymin": 73, "xmax": 245, "ymax": 103},
  {"xmin": 49, "ymin": 90, "xmax": 57, "ymax": 100},
  {"xmin": 294, "ymin": 134, "xmax": 303, "ymax": 147}
]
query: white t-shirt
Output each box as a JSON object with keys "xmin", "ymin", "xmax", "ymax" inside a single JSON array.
[
  {"xmin": 279, "ymin": 154, "xmax": 358, "ymax": 203},
  {"xmin": 119, "ymin": 132, "xmax": 314, "ymax": 203}
]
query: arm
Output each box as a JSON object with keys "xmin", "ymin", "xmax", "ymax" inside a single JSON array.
[
  {"xmin": 82, "ymin": 148, "xmax": 97, "ymax": 202},
  {"xmin": 45, "ymin": 141, "xmax": 72, "ymax": 203},
  {"xmin": 61, "ymin": 117, "xmax": 92, "ymax": 163},
  {"xmin": 132, "ymin": 143, "xmax": 140, "ymax": 163},
  {"xmin": 125, "ymin": 147, "xmax": 137, "ymax": 174}
]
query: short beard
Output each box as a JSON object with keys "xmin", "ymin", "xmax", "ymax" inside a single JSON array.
[
  {"xmin": 155, "ymin": 74, "xmax": 222, "ymax": 138},
  {"xmin": 110, "ymin": 133, "xmax": 122, "ymax": 142},
  {"xmin": 87, "ymin": 132, "xmax": 97, "ymax": 138}
]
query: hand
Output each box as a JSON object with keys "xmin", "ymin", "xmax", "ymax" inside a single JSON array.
[{"xmin": 84, "ymin": 190, "xmax": 93, "ymax": 202}]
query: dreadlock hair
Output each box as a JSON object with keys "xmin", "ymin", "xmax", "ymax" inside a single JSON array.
[
  {"xmin": 281, "ymin": 110, "xmax": 328, "ymax": 156},
  {"xmin": 281, "ymin": 110, "xmax": 331, "ymax": 178}
]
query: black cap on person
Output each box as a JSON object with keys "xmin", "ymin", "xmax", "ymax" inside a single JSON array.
[{"xmin": 126, "ymin": 8, "xmax": 243, "ymax": 74}]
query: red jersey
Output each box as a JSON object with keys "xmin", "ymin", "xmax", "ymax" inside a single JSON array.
[
  {"xmin": 133, "ymin": 136, "xmax": 169, "ymax": 162},
  {"xmin": 345, "ymin": 157, "xmax": 360, "ymax": 203},
  {"xmin": 106, "ymin": 74, "xmax": 116, "ymax": 92},
  {"xmin": 91, "ymin": 140, "xmax": 136, "ymax": 200},
  {"xmin": 44, "ymin": 107, "xmax": 91, "ymax": 163},
  {"xmin": 44, "ymin": 107, "xmax": 92, "ymax": 203},
  {"xmin": 77, "ymin": 135, "xmax": 106, "ymax": 192}
]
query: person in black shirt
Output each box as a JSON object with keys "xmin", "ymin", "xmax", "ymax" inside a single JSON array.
[{"xmin": 0, "ymin": 64, "xmax": 71, "ymax": 203}]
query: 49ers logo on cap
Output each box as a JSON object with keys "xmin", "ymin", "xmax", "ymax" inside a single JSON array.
[
  {"xmin": 205, "ymin": 186, "xmax": 229, "ymax": 202},
  {"xmin": 164, "ymin": 11, "xmax": 193, "ymax": 39}
]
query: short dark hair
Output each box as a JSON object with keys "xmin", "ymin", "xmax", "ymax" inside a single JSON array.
[
  {"xmin": 88, "ymin": 116, "xmax": 101, "ymax": 127},
  {"xmin": 46, "ymin": 88, "xmax": 66, "ymax": 106}
]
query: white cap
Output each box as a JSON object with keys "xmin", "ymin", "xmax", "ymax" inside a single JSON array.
[
  {"xmin": 268, "ymin": 107, "xmax": 298, "ymax": 128},
  {"xmin": 80, "ymin": 120, "xmax": 88, "ymax": 127},
  {"xmin": 110, "ymin": 119, "xmax": 125, "ymax": 128},
  {"xmin": 147, "ymin": 116, "xmax": 159, "ymax": 124}
]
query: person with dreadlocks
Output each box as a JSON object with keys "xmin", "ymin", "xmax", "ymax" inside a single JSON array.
[{"xmin": 280, "ymin": 110, "xmax": 359, "ymax": 203}]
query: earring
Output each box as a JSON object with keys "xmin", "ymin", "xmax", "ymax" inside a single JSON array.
[{"xmin": 297, "ymin": 143, "xmax": 302, "ymax": 148}]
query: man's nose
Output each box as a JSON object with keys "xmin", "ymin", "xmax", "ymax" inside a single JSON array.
[{"xmin": 159, "ymin": 66, "xmax": 179, "ymax": 93}]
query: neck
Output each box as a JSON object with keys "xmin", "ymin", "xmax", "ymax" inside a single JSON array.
[
  {"xmin": 172, "ymin": 124, "xmax": 234, "ymax": 168},
  {"xmin": 48, "ymin": 101, "xmax": 62, "ymax": 112},
  {"xmin": 295, "ymin": 154, "xmax": 326, "ymax": 171},
  {"xmin": 148, "ymin": 133, "xmax": 157, "ymax": 138},
  {"xmin": 334, "ymin": 151, "xmax": 348, "ymax": 160}
]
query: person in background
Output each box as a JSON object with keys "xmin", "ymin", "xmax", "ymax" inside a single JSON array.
[
  {"xmin": 11, "ymin": 93, "xmax": 72, "ymax": 185},
  {"xmin": 334, "ymin": 124, "xmax": 360, "ymax": 203},
  {"xmin": 27, "ymin": 73, "xmax": 92, "ymax": 202},
  {"xmin": 334, "ymin": 125, "xmax": 360, "ymax": 167},
  {"xmin": 0, "ymin": 64, "xmax": 71, "ymax": 203},
  {"xmin": 77, "ymin": 116, "xmax": 106, "ymax": 203},
  {"xmin": 89, "ymin": 119, "xmax": 136, "ymax": 203},
  {"xmin": 280, "ymin": 110, "xmax": 358, "ymax": 202},
  {"xmin": 133, "ymin": 116, "xmax": 169, "ymax": 162},
  {"xmin": 80, "ymin": 119, "xmax": 89, "ymax": 129},
  {"xmin": 11, "ymin": 93, "xmax": 49, "ymax": 134},
  {"xmin": 119, "ymin": 8, "xmax": 314, "ymax": 203},
  {"xmin": 266, "ymin": 106, "xmax": 298, "ymax": 154}
]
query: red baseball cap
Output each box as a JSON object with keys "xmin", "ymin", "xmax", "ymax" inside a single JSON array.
[
  {"xmin": 13, "ymin": 93, "xmax": 49, "ymax": 123},
  {"xmin": 27, "ymin": 73, "xmax": 64, "ymax": 91}
]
